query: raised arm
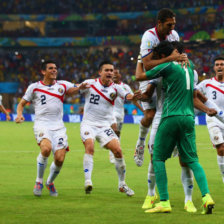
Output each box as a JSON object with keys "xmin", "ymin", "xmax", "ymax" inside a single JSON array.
[
  {"xmin": 15, "ymin": 98, "xmax": 28, "ymax": 123},
  {"xmin": 66, "ymin": 82, "xmax": 90, "ymax": 96}
]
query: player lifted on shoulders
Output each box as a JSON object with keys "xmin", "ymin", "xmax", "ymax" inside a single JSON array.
[
  {"xmin": 15, "ymin": 60, "xmax": 88, "ymax": 197},
  {"xmin": 80, "ymin": 60, "xmax": 139, "ymax": 196},
  {"xmin": 136, "ymin": 41, "xmax": 215, "ymax": 215},
  {"xmin": 134, "ymin": 8, "xmax": 187, "ymax": 167}
]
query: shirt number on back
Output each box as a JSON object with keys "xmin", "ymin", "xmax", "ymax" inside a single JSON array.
[
  {"xmin": 40, "ymin": 95, "xmax": 46, "ymax": 105},
  {"xmin": 212, "ymin": 91, "xmax": 216, "ymax": 100},
  {"xmin": 89, "ymin": 94, "xmax": 100, "ymax": 104},
  {"xmin": 184, "ymin": 68, "xmax": 190, "ymax": 90}
]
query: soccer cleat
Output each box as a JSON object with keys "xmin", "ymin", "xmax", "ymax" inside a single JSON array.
[
  {"xmin": 145, "ymin": 200, "xmax": 172, "ymax": 213},
  {"xmin": 134, "ymin": 143, "xmax": 145, "ymax": 167},
  {"xmin": 85, "ymin": 180, "xmax": 93, "ymax": 194},
  {"xmin": 184, "ymin": 200, "xmax": 197, "ymax": 213},
  {"xmin": 142, "ymin": 194, "xmax": 158, "ymax": 209},
  {"xmin": 119, "ymin": 184, "xmax": 135, "ymax": 196},
  {"xmin": 109, "ymin": 151, "xmax": 115, "ymax": 164},
  {"xmin": 33, "ymin": 182, "xmax": 43, "ymax": 196},
  {"xmin": 46, "ymin": 182, "xmax": 58, "ymax": 197},
  {"xmin": 201, "ymin": 194, "xmax": 215, "ymax": 214}
]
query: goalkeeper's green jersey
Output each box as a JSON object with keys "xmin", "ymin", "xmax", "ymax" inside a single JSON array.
[{"xmin": 145, "ymin": 61, "xmax": 194, "ymax": 118}]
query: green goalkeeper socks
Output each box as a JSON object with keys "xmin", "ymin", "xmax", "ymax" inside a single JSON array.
[
  {"xmin": 187, "ymin": 161, "xmax": 209, "ymax": 196},
  {"xmin": 153, "ymin": 160, "xmax": 169, "ymax": 200}
]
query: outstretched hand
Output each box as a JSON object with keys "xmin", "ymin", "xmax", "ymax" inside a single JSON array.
[
  {"xmin": 133, "ymin": 90, "xmax": 142, "ymax": 101},
  {"xmin": 78, "ymin": 82, "xmax": 90, "ymax": 90}
]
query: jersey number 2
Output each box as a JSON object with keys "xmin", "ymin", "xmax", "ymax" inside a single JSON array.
[{"xmin": 41, "ymin": 95, "xmax": 46, "ymax": 105}]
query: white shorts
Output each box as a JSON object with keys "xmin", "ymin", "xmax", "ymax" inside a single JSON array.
[
  {"xmin": 139, "ymin": 81, "xmax": 156, "ymax": 110},
  {"xmin": 34, "ymin": 126, "xmax": 68, "ymax": 154},
  {"xmin": 208, "ymin": 126, "xmax": 224, "ymax": 146},
  {"xmin": 80, "ymin": 123, "xmax": 118, "ymax": 147}
]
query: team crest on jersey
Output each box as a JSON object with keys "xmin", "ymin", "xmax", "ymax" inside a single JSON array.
[
  {"xmin": 214, "ymin": 136, "xmax": 219, "ymax": 141},
  {"xmin": 58, "ymin": 88, "xmax": 64, "ymax": 94},
  {"xmin": 110, "ymin": 93, "xmax": 116, "ymax": 100},
  {"xmin": 84, "ymin": 132, "xmax": 89, "ymax": 135},
  {"xmin": 39, "ymin": 132, "xmax": 44, "ymax": 137}
]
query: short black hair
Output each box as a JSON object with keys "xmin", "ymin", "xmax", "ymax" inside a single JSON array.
[
  {"xmin": 171, "ymin": 41, "xmax": 184, "ymax": 54},
  {"xmin": 41, "ymin": 60, "xmax": 57, "ymax": 70},
  {"xmin": 214, "ymin": 56, "xmax": 224, "ymax": 63},
  {"xmin": 153, "ymin": 41, "xmax": 174, "ymax": 58},
  {"xmin": 98, "ymin": 60, "xmax": 113, "ymax": 71},
  {"xmin": 157, "ymin": 8, "xmax": 176, "ymax": 23}
]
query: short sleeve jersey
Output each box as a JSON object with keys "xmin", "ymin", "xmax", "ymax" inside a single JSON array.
[
  {"xmin": 145, "ymin": 62, "xmax": 195, "ymax": 118},
  {"xmin": 140, "ymin": 27, "xmax": 179, "ymax": 58},
  {"xmin": 23, "ymin": 80, "xmax": 74, "ymax": 130},
  {"xmin": 81, "ymin": 78, "xmax": 129, "ymax": 126},
  {"xmin": 197, "ymin": 77, "xmax": 224, "ymax": 129},
  {"xmin": 139, "ymin": 27, "xmax": 179, "ymax": 89}
]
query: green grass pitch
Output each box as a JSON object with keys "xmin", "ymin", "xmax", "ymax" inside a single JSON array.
[{"xmin": 0, "ymin": 122, "xmax": 224, "ymax": 224}]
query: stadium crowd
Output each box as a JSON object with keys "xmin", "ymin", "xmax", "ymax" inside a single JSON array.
[
  {"xmin": 0, "ymin": 11, "xmax": 223, "ymax": 38},
  {"xmin": 0, "ymin": 43, "xmax": 223, "ymax": 99},
  {"xmin": 0, "ymin": 0, "xmax": 221, "ymax": 13}
]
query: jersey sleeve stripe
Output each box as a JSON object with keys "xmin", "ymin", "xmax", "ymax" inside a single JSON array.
[
  {"xmin": 33, "ymin": 88, "xmax": 64, "ymax": 102},
  {"xmin": 90, "ymin": 85, "xmax": 114, "ymax": 105},
  {"xmin": 206, "ymin": 84, "xmax": 224, "ymax": 94},
  {"xmin": 142, "ymin": 50, "xmax": 153, "ymax": 58}
]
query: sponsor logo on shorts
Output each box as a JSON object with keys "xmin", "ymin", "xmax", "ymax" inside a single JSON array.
[
  {"xmin": 58, "ymin": 88, "xmax": 64, "ymax": 94},
  {"xmin": 39, "ymin": 132, "xmax": 44, "ymax": 137},
  {"xmin": 84, "ymin": 132, "xmax": 89, "ymax": 135}
]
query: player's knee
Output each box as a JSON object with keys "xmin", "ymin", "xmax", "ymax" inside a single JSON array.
[
  {"xmin": 40, "ymin": 139, "xmax": 52, "ymax": 156},
  {"xmin": 55, "ymin": 158, "xmax": 64, "ymax": 167},
  {"xmin": 40, "ymin": 145, "xmax": 51, "ymax": 157},
  {"xmin": 85, "ymin": 147, "xmax": 94, "ymax": 155},
  {"xmin": 217, "ymin": 143, "xmax": 224, "ymax": 156}
]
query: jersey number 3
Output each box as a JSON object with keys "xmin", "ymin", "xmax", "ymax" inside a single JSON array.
[{"xmin": 89, "ymin": 94, "xmax": 100, "ymax": 104}]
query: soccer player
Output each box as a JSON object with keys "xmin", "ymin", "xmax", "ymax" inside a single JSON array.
[
  {"xmin": 80, "ymin": 60, "xmax": 137, "ymax": 196},
  {"xmin": 138, "ymin": 42, "xmax": 218, "ymax": 213},
  {"xmin": 109, "ymin": 69, "xmax": 143, "ymax": 163},
  {"xmin": 197, "ymin": 56, "xmax": 224, "ymax": 184},
  {"xmin": 135, "ymin": 41, "xmax": 215, "ymax": 214},
  {"xmin": 134, "ymin": 8, "xmax": 186, "ymax": 167},
  {"xmin": 15, "ymin": 60, "xmax": 88, "ymax": 197},
  {"xmin": 0, "ymin": 94, "xmax": 11, "ymax": 121}
]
